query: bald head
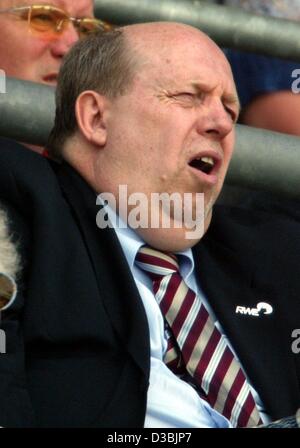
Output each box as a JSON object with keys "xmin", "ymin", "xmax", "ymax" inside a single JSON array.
[
  {"xmin": 124, "ymin": 22, "xmax": 223, "ymax": 54},
  {"xmin": 122, "ymin": 22, "xmax": 233, "ymax": 77}
]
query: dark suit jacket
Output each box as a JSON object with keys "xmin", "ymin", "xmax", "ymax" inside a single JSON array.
[{"xmin": 0, "ymin": 138, "xmax": 300, "ymax": 427}]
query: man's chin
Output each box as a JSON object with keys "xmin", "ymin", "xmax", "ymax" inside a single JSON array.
[
  {"xmin": 135, "ymin": 218, "xmax": 211, "ymax": 252},
  {"xmin": 130, "ymin": 195, "xmax": 215, "ymax": 252}
]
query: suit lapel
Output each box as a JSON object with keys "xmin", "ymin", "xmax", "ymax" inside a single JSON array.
[
  {"xmin": 193, "ymin": 231, "xmax": 300, "ymax": 419},
  {"xmin": 54, "ymin": 163, "xmax": 150, "ymax": 376}
]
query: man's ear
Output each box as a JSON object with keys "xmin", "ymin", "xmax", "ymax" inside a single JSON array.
[{"xmin": 75, "ymin": 91, "xmax": 109, "ymax": 146}]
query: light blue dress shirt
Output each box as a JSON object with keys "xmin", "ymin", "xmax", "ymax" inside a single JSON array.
[{"xmin": 105, "ymin": 206, "xmax": 270, "ymax": 427}]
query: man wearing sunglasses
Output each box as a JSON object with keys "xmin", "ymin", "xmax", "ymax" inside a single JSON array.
[
  {"xmin": 0, "ymin": 1, "xmax": 111, "ymax": 153},
  {"xmin": 0, "ymin": 0, "xmax": 109, "ymax": 85}
]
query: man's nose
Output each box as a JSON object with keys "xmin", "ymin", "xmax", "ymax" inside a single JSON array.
[
  {"xmin": 50, "ymin": 23, "xmax": 80, "ymax": 58},
  {"xmin": 197, "ymin": 100, "xmax": 235, "ymax": 140}
]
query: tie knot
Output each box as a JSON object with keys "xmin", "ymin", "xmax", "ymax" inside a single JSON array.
[{"xmin": 135, "ymin": 246, "xmax": 179, "ymax": 278}]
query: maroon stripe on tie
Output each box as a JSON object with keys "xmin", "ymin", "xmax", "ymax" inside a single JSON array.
[
  {"xmin": 152, "ymin": 272, "xmax": 180, "ymax": 296},
  {"xmin": 181, "ymin": 304, "xmax": 209, "ymax": 361},
  {"xmin": 137, "ymin": 253, "xmax": 177, "ymax": 272},
  {"xmin": 236, "ymin": 393, "xmax": 256, "ymax": 427},
  {"xmin": 207, "ymin": 349, "xmax": 233, "ymax": 407},
  {"xmin": 194, "ymin": 327, "xmax": 222, "ymax": 379},
  {"xmin": 158, "ymin": 274, "xmax": 182, "ymax": 315},
  {"xmin": 222, "ymin": 369, "xmax": 245, "ymax": 420},
  {"xmin": 170, "ymin": 285, "xmax": 195, "ymax": 337}
]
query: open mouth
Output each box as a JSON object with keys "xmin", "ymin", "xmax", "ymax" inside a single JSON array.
[
  {"xmin": 187, "ymin": 153, "xmax": 222, "ymax": 185},
  {"xmin": 188, "ymin": 156, "xmax": 216, "ymax": 175}
]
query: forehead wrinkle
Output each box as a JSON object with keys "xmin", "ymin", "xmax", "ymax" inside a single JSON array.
[{"xmin": 190, "ymin": 81, "xmax": 240, "ymax": 110}]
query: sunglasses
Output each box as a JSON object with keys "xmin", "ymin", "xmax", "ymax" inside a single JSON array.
[{"xmin": 0, "ymin": 4, "xmax": 113, "ymax": 39}]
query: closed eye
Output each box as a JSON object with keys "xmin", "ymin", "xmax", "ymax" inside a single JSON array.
[
  {"xmin": 224, "ymin": 106, "xmax": 238, "ymax": 123},
  {"xmin": 172, "ymin": 92, "xmax": 195, "ymax": 99},
  {"xmin": 170, "ymin": 92, "xmax": 204, "ymax": 106}
]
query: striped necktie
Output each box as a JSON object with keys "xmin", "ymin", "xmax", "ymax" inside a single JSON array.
[{"xmin": 135, "ymin": 246, "xmax": 262, "ymax": 427}]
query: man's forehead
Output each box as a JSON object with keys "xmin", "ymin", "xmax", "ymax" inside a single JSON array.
[
  {"xmin": 136, "ymin": 37, "xmax": 235, "ymax": 86},
  {"xmin": 131, "ymin": 33, "xmax": 239, "ymax": 110},
  {"xmin": 127, "ymin": 24, "xmax": 230, "ymax": 74},
  {"xmin": 127, "ymin": 22, "xmax": 222, "ymax": 55}
]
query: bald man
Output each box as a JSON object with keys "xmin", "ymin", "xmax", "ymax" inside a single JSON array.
[{"xmin": 0, "ymin": 23, "xmax": 300, "ymax": 428}]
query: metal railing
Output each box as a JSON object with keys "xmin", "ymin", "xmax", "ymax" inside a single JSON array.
[
  {"xmin": 1, "ymin": 77, "xmax": 300, "ymax": 198},
  {"xmin": 94, "ymin": 0, "xmax": 300, "ymax": 62},
  {"xmin": 0, "ymin": 77, "xmax": 55, "ymax": 146}
]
